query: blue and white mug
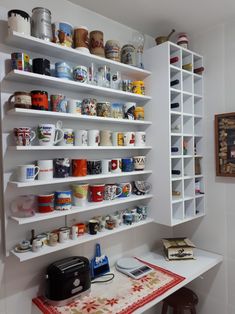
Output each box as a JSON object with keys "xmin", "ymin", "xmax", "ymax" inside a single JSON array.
[{"xmin": 16, "ymin": 164, "xmax": 40, "ymax": 182}]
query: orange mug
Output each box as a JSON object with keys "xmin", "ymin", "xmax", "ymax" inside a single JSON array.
[{"xmin": 72, "ymin": 159, "xmax": 87, "ymax": 176}]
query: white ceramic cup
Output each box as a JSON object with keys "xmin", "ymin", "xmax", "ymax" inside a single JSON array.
[
  {"xmin": 37, "ymin": 160, "xmax": 53, "ymax": 180},
  {"xmin": 88, "ymin": 129, "xmax": 100, "ymax": 146},
  {"xmin": 100, "ymin": 130, "xmax": 112, "ymax": 146},
  {"xmin": 58, "ymin": 128, "xmax": 74, "ymax": 146},
  {"xmin": 59, "ymin": 230, "xmax": 69, "ymax": 243},
  {"xmin": 123, "ymin": 132, "xmax": 135, "ymax": 146},
  {"xmin": 75, "ymin": 130, "xmax": 88, "ymax": 146},
  {"xmin": 102, "ymin": 159, "xmax": 111, "ymax": 174},
  {"xmin": 37, "ymin": 123, "xmax": 64, "ymax": 146},
  {"xmin": 135, "ymin": 132, "xmax": 146, "ymax": 147},
  {"xmin": 67, "ymin": 99, "xmax": 82, "ymax": 114},
  {"xmin": 111, "ymin": 158, "xmax": 122, "ymax": 173},
  {"xmin": 32, "ymin": 238, "xmax": 43, "ymax": 252},
  {"xmin": 16, "ymin": 164, "xmax": 40, "ymax": 182},
  {"xmin": 133, "ymin": 156, "xmax": 146, "ymax": 170},
  {"xmin": 112, "ymin": 132, "xmax": 123, "ymax": 146}
]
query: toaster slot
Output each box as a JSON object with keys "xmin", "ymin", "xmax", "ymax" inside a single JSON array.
[{"xmin": 58, "ymin": 259, "xmax": 85, "ymax": 272}]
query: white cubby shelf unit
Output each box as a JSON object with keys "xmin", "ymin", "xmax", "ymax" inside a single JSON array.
[
  {"xmin": 2, "ymin": 31, "xmax": 153, "ymax": 261},
  {"xmin": 144, "ymin": 42, "xmax": 205, "ymax": 226}
]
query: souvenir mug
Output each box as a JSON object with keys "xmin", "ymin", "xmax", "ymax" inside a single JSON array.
[
  {"xmin": 74, "ymin": 26, "xmax": 89, "ymax": 53},
  {"xmin": 104, "ymin": 184, "xmax": 122, "ymax": 201},
  {"xmin": 55, "ymin": 62, "xmax": 72, "ymax": 80},
  {"xmin": 133, "ymin": 156, "xmax": 146, "ymax": 171},
  {"xmin": 8, "ymin": 91, "xmax": 32, "ymax": 109},
  {"xmin": 48, "ymin": 232, "xmax": 58, "ymax": 246},
  {"xmin": 10, "ymin": 195, "xmax": 37, "ymax": 217},
  {"xmin": 53, "ymin": 158, "xmax": 71, "ymax": 178},
  {"xmin": 111, "ymin": 103, "xmax": 123, "ymax": 119},
  {"xmin": 89, "ymin": 30, "xmax": 105, "ymax": 57},
  {"xmin": 52, "ymin": 21, "xmax": 73, "ymax": 47},
  {"xmin": 38, "ymin": 194, "xmax": 54, "ymax": 213},
  {"xmin": 131, "ymin": 81, "xmax": 145, "ymax": 95},
  {"xmin": 89, "ymin": 184, "xmax": 105, "ymax": 202},
  {"xmin": 72, "ymin": 159, "xmax": 87, "ymax": 176},
  {"xmin": 67, "ymin": 99, "xmax": 82, "ymax": 114},
  {"xmin": 8, "ymin": 9, "xmax": 30, "ymax": 35},
  {"xmin": 101, "ymin": 159, "xmax": 111, "ymax": 174},
  {"xmin": 14, "ymin": 127, "xmax": 36, "ymax": 146},
  {"xmin": 135, "ymin": 132, "xmax": 146, "ymax": 147},
  {"xmin": 16, "ymin": 164, "xmax": 40, "ymax": 182},
  {"xmin": 31, "ymin": 90, "xmax": 49, "ymax": 110},
  {"xmin": 32, "ymin": 58, "xmax": 51, "ymax": 76},
  {"xmin": 96, "ymin": 102, "xmax": 111, "ymax": 118},
  {"xmin": 110, "ymin": 71, "xmax": 122, "ymax": 90},
  {"xmin": 122, "ymin": 80, "xmax": 132, "ymax": 92},
  {"xmin": 71, "ymin": 183, "xmax": 89, "ymax": 206},
  {"xmin": 58, "ymin": 128, "xmax": 74, "ymax": 146},
  {"xmin": 112, "ymin": 132, "xmax": 124, "ymax": 146},
  {"xmin": 122, "ymin": 158, "xmax": 134, "ymax": 172},
  {"xmin": 121, "ymin": 44, "xmax": 136, "ymax": 66},
  {"xmin": 75, "ymin": 129, "xmax": 88, "ymax": 146},
  {"xmin": 55, "ymin": 190, "xmax": 72, "ymax": 210},
  {"xmin": 32, "ymin": 238, "xmax": 43, "ymax": 252},
  {"xmin": 11, "ymin": 52, "xmax": 31, "ymax": 72},
  {"xmin": 87, "ymin": 160, "xmax": 102, "ymax": 175},
  {"xmin": 88, "ymin": 219, "xmax": 99, "ymax": 234},
  {"xmin": 100, "ymin": 130, "xmax": 112, "ymax": 146},
  {"xmin": 73, "ymin": 65, "xmax": 88, "ymax": 83},
  {"xmin": 37, "ymin": 160, "xmax": 53, "ymax": 180},
  {"xmin": 118, "ymin": 182, "xmax": 132, "ymax": 197},
  {"xmin": 134, "ymin": 107, "xmax": 145, "ymax": 120},
  {"xmin": 82, "ymin": 98, "xmax": 97, "ymax": 116},
  {"xmin": 88, "ymin": 129, "xmax": 100, "ymax": 146},
  {"xmin": 105, "ymin": 40, "xmax": 121, "ymax": 62},
  {"xmin": 50, "ymin": 94, "xmax": 67, "ymax": 112},
  {"xmin": 123, "ymin": 132, "xmax": 135, "ymax": 146},
  {"xmin": 37, "ymin": 122, "xmax": 64, "ymax": 146},
  {"xmin": 111, "ymin": 158, "xmax": 122, "ymax": 173},
  {"xmin": 123, "ymin": 102, "xmax": 136, "ymax": 120}
]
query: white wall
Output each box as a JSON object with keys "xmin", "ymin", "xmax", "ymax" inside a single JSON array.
[{"xmin": 0, "ymin": 1, "xmax": 171, "ymax": 314}]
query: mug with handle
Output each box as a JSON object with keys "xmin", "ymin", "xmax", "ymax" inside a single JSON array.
[
  {"xmin": 37, "ymin": 121, "xmax": 64, "ymax": 146},
  {"xmin": 16, "ymin": 164, "xmax": 40, "ymax": 182},
  {"xmin": 14, "ymin": 127, "xmax": 36, "ymax": 146}
]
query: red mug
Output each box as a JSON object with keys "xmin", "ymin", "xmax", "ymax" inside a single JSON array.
[
  {"xmin": 31, "ymin": 90, "xmax": 49, "ymax": 110},
  {"xmin": 72, "ymin": 159, "xmax": 87, "ymax": 176},
  {"xmin": 38, "ymin": 194, "xmax": 54, "ymax": 213},
  {"xmin": 89, "ymin": 184, "xmax": 105, "ymax": 202}
]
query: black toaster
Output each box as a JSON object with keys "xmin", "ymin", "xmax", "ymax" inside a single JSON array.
[{"xmin": 45, "ymin": 256, "xmax": 91, "ymax": 306}]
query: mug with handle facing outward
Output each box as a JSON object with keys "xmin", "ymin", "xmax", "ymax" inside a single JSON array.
[{"xmin": 37, "ymin": 121, "xmax": 64, "ymax": 146}]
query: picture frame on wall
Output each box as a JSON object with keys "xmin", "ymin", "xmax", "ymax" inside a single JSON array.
[{"xmin": 215, "ymin": 112, "xmax": 235, "ymax": 176}]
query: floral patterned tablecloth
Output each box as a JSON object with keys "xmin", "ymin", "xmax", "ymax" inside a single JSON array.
[{"xmin": 33, "ymin": 259, "xmax": 185, "ymax": 314}]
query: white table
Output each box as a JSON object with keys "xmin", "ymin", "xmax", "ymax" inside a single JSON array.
[{"xmin": 32, "ymin": 248, "xmax": 223, "ymax": 314}]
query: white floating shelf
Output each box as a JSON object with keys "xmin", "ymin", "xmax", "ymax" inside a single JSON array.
[
  {"xmin": 11, "ymin": 194, "xmax": 153, "ymax": 224},
  {"xmin": 11, "ymin": 218, "xmax": 154, "ymax": 262},
  {"xmin": 5, "ymin": 70, "xmax": 151, "ymax": 102},
  {"xmin": 195, "ymin": 194, "xmax": 205, "ymax": 198},
  {"xmin": 9, "ymin": 145, "xmax": 152, "ymax": 151},
  {"xmin": 6, "ymin": 31, "xmax": 151, "ymax": 80},
  {"xmin": 9, "ymin": 170, "xmax": 152, "ymax": 187},
  {"xmin": 7, "ymin": 108, "xmax": 152, "ymax": 125}
]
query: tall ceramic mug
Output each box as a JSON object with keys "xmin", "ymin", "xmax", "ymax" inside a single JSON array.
[
  {"xmin": 112, "ymin": 132, "xmax": 124, "ymax": 146},
  {"xmin": 16, "ymin": 164, "xmax": 40, "ymax": 182},
  {"xmin": 72, "ymin": 159, "xmax": 87, "ymax": 176},
  {"xmin": 75, "ymin": 130, "xmax": 88, "ymax": 146},
  {"xmin": 71, "ymin": 183, "xmax": 89, "ymax": 206},
  {"xmin": 100, "ymin": 130, "xmax": 112, "ymax": 146},
  {"xmin": 8, "ymin": 92, "xmax": 32, "ymax": 109},
  {"xmin": 89, "ymin": 30, "xmax": 105, "ymax": 57},
  {"xmin": 111, "ymin": 158, "xmax": 122, "ymax": 173},
  {"xmin": 50, "ymin": 94, "xmax": 67, "ymax": 113},
  {"xmin": 104, "ymin": 184, "xmax": 122, "ymax": 201},
  {"xmin": 74, "ymin": 26, "xmax": 89, "ymax": 53},
  {"xmin": 52, "ymin": 21, "xmax": 73, "ymax": 47},
  {"xmin": 14, "ymin": 127, "xmax": 36, "ymax": 146},
  {"xmin": 67, "ymin": 99, "xmax": 82, "ymax": 114},
  {"xmin": 88, "ymin": 129, "xmax": 100, "ymax": 146},
  {"xmin": 53, "ymin": 158, "xmax": 71, "ymax": 178},
  {"xmin": 54, "ymin": 190, "xmax": 72, "ymax": 210},
  {"xmin": 38, "ymin": 194, "xmax": 54, "ymax": 213},
  {"xmin": 8, "ymin": 9, "xmax": 30, "ymax": 35},
  {"xmin": 89, "ymin": 184, "xmax": 105, "ymax": 202},
  {"xmin": 37, "ymin": 122, "xmax": 64, "ymax": 146},
  {"xmin": 37, "ymin": 160, "xmax": 53, "ymax": 180}
]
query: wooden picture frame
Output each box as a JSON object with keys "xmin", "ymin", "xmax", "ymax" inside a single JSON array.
[{"xmin": 215, "ymin": 112, "xmax": 235, "ymax": 176}]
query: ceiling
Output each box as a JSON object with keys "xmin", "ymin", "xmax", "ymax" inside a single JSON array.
[{"xmin": 68, "ymin": 0, "xmax": 235, "ymax": 38}]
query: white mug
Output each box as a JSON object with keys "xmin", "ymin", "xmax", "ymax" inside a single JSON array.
[
  {"xmin": 37, "ymin": 122, "xmax": 64, "ymax": 146},
  {"xmin": 123, "ymin": 132, "xmax": 135, "ymax": 146},
  {"xmin": 58, "ymin": 128, "xmax": 74, "ymax": 146},
  {"xmin": 37, "ymin": 160, "xmax": 53, "ymax": 180},
  {"xmin": 133, "ymin": 156, "xmax": 146, "ymax": 170},
  {"xmin": 111, "ymin": 158, "xmax": 122, "ymax": 173},
  {"xmin": 135, "ymin": 132, "xmax": 146, "ymax": 147},
  {"xmin": 88, "ymin": 129, "xmax": 100, "ymax": 146},
  {"xmin": 112, "ymin": 132, "xmax": 123, "ymax": 146},
  {"xmin": 67, "ymin": 99, "xmax": 82, "ymax": 114},
  {"xmin": 100, "ymin": 130, "xmax": 112, "ymax": 146},
  {"xmin": 59, "ymin": 230, "xmax": 69, "ymax": 243},
  {"xmin": 102, "ymin": 159, "xmax": 111, "ymax": 174},
  {"xmin": 16, "ymin": 164, "xmax": 40, "ymax": 182},
  {"xmin": 75, "ymin": 130, "xmax": 88, "ymax": 146},
  {"xmin": 32, "ymin": 238, "xmax": 43, "ymax": 252}
]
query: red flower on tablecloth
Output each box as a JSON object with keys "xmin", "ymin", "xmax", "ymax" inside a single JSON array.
[
  {"xmin": 132, "ymin": 284, "xmax": 144, "ymax": 292},
  {"xmin": 139, "ymin": 275, "xmax": 151, "ymax": 283},
  {"xmin": 82, "ymin": 300, "xmax": 100, "ymax": 312},
  {"xmin": 105, "ymin": 298, "xmax": 119, "ymax": 306}
]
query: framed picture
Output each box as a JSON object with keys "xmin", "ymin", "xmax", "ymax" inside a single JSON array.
[{"xmin": 215, "ymin": 112, "xmax": 235, "ymax": 176}]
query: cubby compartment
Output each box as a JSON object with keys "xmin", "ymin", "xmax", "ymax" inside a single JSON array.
[
  {"xmin": 193, "ymin": 54, "xmax": 203, "ymax": 74},
  {"xmin": 172, "ymin": 201, "xmax": 184, "ymax": 221},
  {"xmin": 183, "ymin": 158, "xmax": 194, "ymax": 177},
  {"xmin": 195, "ymin": 177, "xmax": 205, "ymax": 195},
  {"xmin": 194, "ymin": 95, "xmax": 203, "ymax": 116},
  {"xmin": 170, "ymin": 67, "xmax": 181, "ymax": 90},
  {"xmin": 171, "ymin": 114, "xmax": 182, "ymax": 133},
  {"xmin": 194, "ymin": 136, "xmax": 203, "ymax": 155},
  {"xmin": 172, "ymin": 179, "xmax": 183, "ymax": 201},
  {"xmin": 182, "ymin": 72, "xmax": 193, "ymax": 93},
  {"xmin": 184, "ymin": 199, "xmax": 195, "ymax": 218},
  {"xmin": 182, "ymin": 50, "xmax": 193, "ymax": 72},
  {"xmin": 195, "ymin": 196, "xmax": 205, "ymax": 215},
  {"xmin": 170, "ymin": 45, "xmax": 181, "ymax": 68},
  {"xmin": 184, "ymin": 178, "xmax": 194, "ymax": 198},
  {"xmin": 183, "ymin": 136, "xmax": 193, "ymax": 155},
  {"xmin": 194, "ymin": 76, "xmax": 203, "ymax": 96},
  {"xmin": 170, "ymin": 90, "xmax": 181, "ymax": 112},
  {"xmin": 183, "ymin": 115, "xmax": 193, "ymax": 135},
  {"xmin": 194, "ymin": 116, "xmax": 203, "ymax": 136},
  {"xmin": 195, "ymin": 156, "xmax": 203, "ymax": 175},
  {"xmin": 183, "ymin": 94, "xmax": 193, "ymax": 114},
  {"xmin": 171, "ymin": 135, "xmax": 182, "ymax": 156},
  {"xmin": 171, "ymin": 158, "xmax": 182, "ymax": 177}
]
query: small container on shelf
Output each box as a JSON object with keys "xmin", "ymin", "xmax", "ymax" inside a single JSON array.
[{"xmin": 177, "ymin": 33, "xmax": 189, "ymax": 49}]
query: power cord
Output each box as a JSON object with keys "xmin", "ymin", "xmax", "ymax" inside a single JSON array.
[{"xmin": 91, "ymin": 273, "xmax": 115, "ymax": 284}]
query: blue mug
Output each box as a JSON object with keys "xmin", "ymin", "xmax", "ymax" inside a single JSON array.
[{"xmin": 122, "ymin": 158, "xmax": 134, "ymax": 172}]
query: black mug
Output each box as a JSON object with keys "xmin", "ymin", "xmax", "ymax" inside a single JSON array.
[
  {"xmin": 88, "ymin": 219, "xmax": 99, "ymax": 235},
  {"xmin": 32, "ymin": 58, "xmax": 51, "ymax": 76},
  {"xmin": 87, "ymin": 160, "xmax": 102, "ymax": 175},
  {"xmin": 53, "ymin": 158, "xmax": 71, "ymax": 178}
]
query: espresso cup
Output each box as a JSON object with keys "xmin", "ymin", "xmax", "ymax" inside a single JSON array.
[
  {"xmin": 32, "ymin": 238, "xmax": 43, "ymax": 252},
  {"xmin": 111, "ymin": 158, "xmax": 122, "ymax": 173},
  {"xmin": 118, "ymin": 182, "xmax": 132, "ymax": 197},
  {"xmin": 100, "ymin": 130, "xmax": 112, "ymax": 146},
  {"xmin": 104, "ymin": 184, "xmax": 122, "ymax": 201},
  {"xmin": 67, "ymin": 99, "xmax": 82, "ymax": 114},
  {"xmin": 8, "ymin": 91, "xmax": 32, "ymax": 109},
  {"xmin": 112, "ymin": 132, "xmax": 124, "ymax": 146},
  {"xmin": 87, "ymin": 160, "xmax": 102, "ymax": 175},
  {"xmin": 101, "ymin": 159, "xmax": 111, "ymax": 174},
  {"xmin": 37, "ymin": 160, "xmax": 53, "ymax": 180},
  {"xmin": 55, "ymin": 190, "xmax": 72, "ymax": 210},
  {"xmin": 122, "ymin": 158, "xmax": 134, "ymax": 172},
  {"xmin": 71, "ymin": 183, "xmax": 89, "ymax": 206},
  {"xmin": 88, "ymin": 219, "xmax": 99, "ymax": 235},
  {"xmin": 89, "ymin": 184, "xmax": 105, "ymax": 202},
  {"xmin": 16, "ymin": 164, "xmax": 40, "ymax": 182},
  {"xmin": 38, "ymin": 194, "xmax": 54, "ymax": 213},
  {"xmin": 14, "ymin": 127, "xmax": 36, "ymax": 146},
  {"xmin": 75, "ymin": 130, "xmax": 88, "ymax": 146},
  {"xmin": 123, "ymin": 132, "xmax": 135, "ymax": 146},
  {"xmin": 37, "ymin": 122, "xmax": 64, "ymax": 146},
  {"xmin": 133, "ymin": 156, "xmax": 146, "ymax": 171},
  {"xmin": 72, "ymin": 159, "xmax": 87, "ymax": 176},
  {"xmin": 135, "ymin": 132, "xmax": 146, "ymax": 147},
  {"xmin": 88, "ymin": 129, "xmax": 100, "ymax": 146},
  {"xmin": 58, "ymin": 128, "xmax": 74, "ymax": 146},
  {"xmin": 53, "ymin": 158, "xmax": 71, "ymax": 178}
]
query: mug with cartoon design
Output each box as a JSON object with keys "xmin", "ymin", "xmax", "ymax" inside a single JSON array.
[
  {"xmin": 58, "ymin": 128, "xmax": 74, "ymax": 146},
  {"xmin": 37, "ymin": 121, "xmax": 64, "ymax": 146},
  {"xmin": 118, "ymin": 182, "xmax": 132, "ymax": 197},
  {"xmin": 82, "ymin": 98, "xmax": 97, "ymax": 116}
]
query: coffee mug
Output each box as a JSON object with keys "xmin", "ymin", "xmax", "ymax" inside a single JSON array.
[
  {"xmin": 53, "ymin": 158, "xmax": 71, "ymax": 178},
  {"xmin": 100, "ymin": 130, "xmax": 112, "ymax": 146},
  {"xmin": 104, "ymin": 184, "xmax": 122, "ymax": 201},
  {"xmin": 11, "ymin": 52, "xmax": 31, "ymax": 72},
  {"xmin": 50, "ymin": 94, "xmax": 67, "ymax": 112},
  {"xmin": 111, "ymin": 158, "xmax": 122, "ymax": 173},
  {"xmin": 88, "ymin": 219, "xmax": 99, "ymax": 235},
  {"xmin": 118, "ymin": 182, "xmax": 132, "ymax": 197},
  {"xmin": 32, "ymin": 58, "xmax": 50, "ymax": 76},
  {"xmin": 31, "ymin": 90, "xmax": 49, "ymax": 110},
  {"xmin": 112, "ymin": 132, "xmax": 124, "ymax": 146},
  {"xmin": 38, "ymin": 194, "xmax": 54, "ymax": 213},
  {"xmin": 19, "ymin": 240, "xmax": 31, "ymax": 250},
  {"xmin": 135, "ymin": 132, "xmax": 146, "ymax": 147},
  {"xmin": 37, "ymin": 122, "xmax": 64, "ymax": 146},
  {"xmin": 71, "ymin": 225, "xmax": 78, "ymax": 240},
  {"xmin": 82, "ymin": 98, "xmax": 97, "ymax": 116},
  {"xmin": 67, "ymin": 99, "xmax": 82, "ymax": 114},
  {"xmin": 16, "ymin": 164, "xmax": 40, "ymax": 182},
  {"xmin": 101, "ymin": 159, "xmax": 111, "ymax": 174},
  {"xmin": 14, "ymin": 127, "xmax": 36, "ymax": 146},
  {"xmin": 75, "ymin": 130, "xmax": 88, "ymax": 146},
  {"xmin": 72, "ymin": 159, "xmax": 87, "ymax": 176},
  {"xmin": 133, "ymin": 156, "xmax": 146, "ymax": 171},
  {"xmin": 77, "ymin": 223, "xmax": 86, "ymax": 235},
  {"xmin": 111, "ymin": 103, "xmax": 123, "ymax": 119},
  {"xmin": 73, "ymin": 65, "xmax": 88, "ymax": 83},
  {"xmin": 32, "ymin": 238, "xmax": 43, "ymax": 252},
  {"xmin": 55, "ymin": 191, "xmax": 72, "ymax": 210},
  {"xmin": 37, "ymin": 160, "xmax": 53, "ymax": 180},
  {"xmin": 87, "ymin": 160, "xmax": 102, "ymax": 175},
  {"xmin": 72, "ymin": 183, "xmax": 89, "ymax": 206},
  {"xmin": 96, "ymin": 102, "xmax": 111, "ymax": 117},
  {"xmin": 59, "ymin": 230, "xmax": 69, "ymax": 243},
  {"xmin": 123, "ymin": 132, "xmax": 135, "ymax": 146},
  {"xmin": 10, "ymin": 195, "xmax": 37, "ymax": 217},
  {"xmin": 89, "ymin": 184, "xmax": 105, "ymax": 202},
  {"xmin": 58, "ymin": 128, "xmax": 74, "ymax": 146},
  {"xmin": 123, "ymin": 102, "xmax": 136, "ymax": 120},
  {"xmin": 122, "ymin": 158, "xmax": 134, "ymax": 172},
  {"xmin": 48, "ymin": 232, "xmax": 58, "ymax": 246},
  {"xmin": 8, "ymin": 91, "xmax": 32, "ymax": 109},
  {"xmin": 88, "ymin": 129, "xmax": 100, "ymax": 146}
]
